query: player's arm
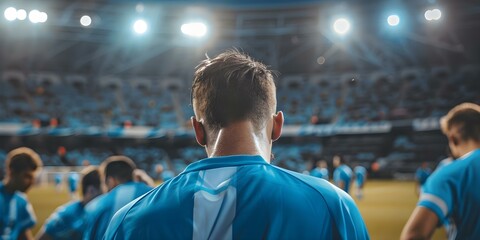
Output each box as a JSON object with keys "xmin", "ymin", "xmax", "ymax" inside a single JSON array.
[
  {"xmin": 400, "ymin": 206, "xmax": 438, "ymax": 240},
  {"xmin": 18, "ymin": 229, "xmax": 35, "ymax": 240}
]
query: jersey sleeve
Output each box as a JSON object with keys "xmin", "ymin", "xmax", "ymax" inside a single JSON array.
[
  {"xmin": 417, "ymin": 171, "xmax": 453, "ymax": 225},
  {"xmin": 18, "ymin": 200, "xmax": 36, "ymax": 233}
]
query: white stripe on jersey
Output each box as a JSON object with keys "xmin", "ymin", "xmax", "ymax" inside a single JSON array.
[
  {"xmin": 193, "ymin": 167, "xmax": 237, "ymax": 240},
  {"xmin": 420, "ymin": 193, "xmax": 448, "ymax": 217},
  {"xmin": 113, "ymin": 185, "xmax": 136, "ymax": 213}
]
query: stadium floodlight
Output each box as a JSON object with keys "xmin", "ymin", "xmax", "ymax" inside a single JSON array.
[
  {"xmin": 133, "ymin": 19, "xmax": 148, "ymax": 34},
  {"xmin": 38, "ymin": 12, "xmax": 48, "ymax": 23},
  {"xmin": 181, "ymin": 22, "xmax": 207, "ymax": 38},
  {"xmin": 4, "ymin": 7, "xmax": 17, "ymax": 21},
  {"xmin": 333, "ymin": 18, "xmax": 350, "ymax": 35},
  {"xmin": 80, "ymin": 15, "xmax": 92, "ymax": 27},
  {"xmin": 387, "ymin": 15, "xmax": 400, "ymax": 26},
  {"xmin": 425, "ymin": 8, "xmax": 441, "ymax": 21},
  {"xmin": 16, "ymin": 9, "xmax": 27, "ymax": 21},
  {"xmin": 28, "ymin": 9, "xmax": 41, "ymax": 23}
]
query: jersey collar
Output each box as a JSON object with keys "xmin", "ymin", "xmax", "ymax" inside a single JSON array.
[{"xmin": 181, "ymin": 155, "xmax": 268, "ymax": 174}]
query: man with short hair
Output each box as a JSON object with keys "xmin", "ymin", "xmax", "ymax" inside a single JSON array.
[
  {"xmin": 333, "ymin": 155, "xmax": 353, "ymax": 194},
  {"xmin": 401, "ymin": 103, "xmax": 480, "ymax": 240},
  {"xmin": 104, "ymin": 50, "xmax": 369, "ymax": 239},
  {"xmin": 0, "ymin": 147, "xmax": 43, "ymax": 240},
  {"xmin": 83, "ymin": 156, "xmax": 152, "ymax": 240},
  {"xmin": 37, "ymin": 166, "xmax": 102, "ymax": 240}
]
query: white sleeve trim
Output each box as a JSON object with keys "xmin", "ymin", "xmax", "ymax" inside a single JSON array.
[{"xmin": 420, "ymin": 193, "xmax": 448, "ymax": 217}]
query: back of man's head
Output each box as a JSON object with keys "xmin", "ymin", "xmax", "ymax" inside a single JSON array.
[
  {"xmin": 441, "ymin": 102, "xmax": 480, "ymax": 143},
  {"xmin": 6, "ymin": 147, "xmax": 42, "ymax": 174},
  {"xmin": 80, "ymin": 166, "xmax": 101, "ymax": 198},
  {"xmin": 101, "ymin": 156, "xmax": 136, "ymax": 188},
  {"xmin": 191, "ymin": 49, "xmax": 276, "ymax": 134}
]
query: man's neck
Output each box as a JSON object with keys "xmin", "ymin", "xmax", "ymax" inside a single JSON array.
[
  {"xmin": 457, "ymin": 141, "xmax": 480, "ymax": 159},
  {"xmin": 2, "ymin": 180, "xmax": 16, "ymax": 194},
  {"xmin": 207, "ymin": 121, "xmax": 272, "ymax": 162}
]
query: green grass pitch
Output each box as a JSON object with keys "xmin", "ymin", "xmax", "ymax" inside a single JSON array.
[{"xmin": 27, "ymin": 180, "xmax": 445, "ymax": 239}]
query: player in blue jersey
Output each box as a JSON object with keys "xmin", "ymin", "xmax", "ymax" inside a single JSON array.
[
  {"xmin": 104, "ymin": 49, "xmax": 369, "ymax": 240},
  {"xmin": 83, "ymin": 156, "xmax": 152, "ymax": 240},
  {"xmin": 414, "ymin": 162, "xmax": 431, "ymax": 196},
  {"xmin": 0, "ymin": 147, "xmax": 42, "ymax": 240},
  {"xmin": 310, "ymin": 160, "xmax": 329, "ymax": 180},
  {"xmin": 36, "ymin": 166, "xmax": 102, "ymax": 240},
  {"xmin": 402, "ymin": 103, "xmax": 480, "ymax": 240},
  {"xmin": 333, "ymin": 155, "xmax": 353, "ymax": 194},
  {"xmin": 354, "ymin": 165, "xmax": 367, "ymax": 200},
  {"xmin": 54, "ymin": 173, "xmax": 63, "ymax": 193},
  {"xmin": 67, "ymin": 172, "xmax": 79, "ymax": 199}
]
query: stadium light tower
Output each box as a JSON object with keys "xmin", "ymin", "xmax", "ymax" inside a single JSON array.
[
  {"xmin": 4, "ymin": 7, "xmax": 17, "ymax": 21},
  {"xmin": 333, "ymin": 18, "xmax": 350, "ymax": 35},
  {"xmin": 387, "ymin": 15, "xmax": 400, "ymax": 26},
  {"xmin": 80, "ymin": 15, "xmax": 92, "ymax": 27},
  {"xmin": 181, "ymin": 22, "xmax": 207, "ymax": 38},
  {"xmin": 133, "ymin": 19, "xmax": 148, "ymax": 34}
]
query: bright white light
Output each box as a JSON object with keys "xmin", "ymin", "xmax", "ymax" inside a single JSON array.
[
  {"xmin": 38, "ymin": 12, "xmax": 48, "ymax": 23},
  {"xmin": 425, "ymin": 9, "xmax": 442, "ymax": 21},
  {"xmin": 80, "ymin": 15, "xmax": 92, "ymax": 27},
  {"xmin": 333, "ymin": 18, "xmax": 350, "ymax": 35},
  {"xmin": 29, "ymin": 9, "xmax": 41, "ymax": 23},
  {"xmin": 387, "ymin": 15, "xmax": 400, "ymax": 26},
  {"xmin": 181, "ymin": 22, "xmax": 207, "ymax": 37},
  {"xmin": 17, "ymin": 9, "xmax": 27, "ymax": 20},
  {"xmin": 4, "ymin": 7, "xmax": 17, "ymax": 21},
  {"xmin": 133, "ymin": 19, "xmax": 148, "ymax": 34},
  {"xmin": 430, "ymin": 9, "xmax": 442, "ymax": 20}
]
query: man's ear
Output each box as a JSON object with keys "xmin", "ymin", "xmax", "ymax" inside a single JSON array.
[
  {"xmin": 271, "ymin": 111, "xmax": 284, "ymax": 142},
  {"xmin": 191, "ymin": 116, "xmax": 207, "ymax": 146}
]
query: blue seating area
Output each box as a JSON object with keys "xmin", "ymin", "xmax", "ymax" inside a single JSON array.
[{"xmin": 1, "ymin": 66, "xmax": 479, "ymax": 129}]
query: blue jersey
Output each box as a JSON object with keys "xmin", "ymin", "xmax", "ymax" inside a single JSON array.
[
  {"xmin": 310, "ymin": 167, "xmax": 329, "ymax": 180},
  {"xmin": 104, "ymin": 155, "xmax": 369, "ymax": 240},
  {"xmin": 0, "ymin": 183, "xmax": 36, "ymax": 240},
  {"xmin": 418, "ymin": 149, "xmax": 480, "ymax": 240},
  {"xmin": 415, "ymin": 167, "xmax": 432, "ymax": 185},
  {"xmin": 43, "ymin": 201, "xmax": 85, "ymax": 240},
  {"xmin": 83, "ymin": 181, "xmax": 152, "ymax": 240},
  {"xmin": 354, "ymin": 166, "xmax": 367, "ymax": 186},
  {"xmin": 68, "ymin": 173, "xmax": 79, "ymax": 192},
  {"xmin": 334, "ymin": 164, "xmax": 353, "ymax": 193},
  {"xmin": 55, "ymin": 174, "xmax": 62, "ymax": 185},
  {"xmin": 435, "ymin": 157, "xmax": 453, "ymax": 172}
]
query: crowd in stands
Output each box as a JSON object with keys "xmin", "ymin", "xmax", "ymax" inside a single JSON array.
[{"xmin": 1, "ymin": 66, "xmax": 478, "ymax": 129}]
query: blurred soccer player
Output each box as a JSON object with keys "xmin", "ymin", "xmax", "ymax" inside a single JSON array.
[
  {"xmin": 54, "ymin": 173, "xmax": 62, "ymax": 193},
  {"xmin": 333, "ymin": 155, "xmax": 353, "ymax": 194},
  {"xmin": 36, "ymin": 166, "xmax": 102, "ymax": 240},
  {"xmin": 310, "ymin": 160, "xmax": 329, "ymax": 180},
  {"xmin": 83, "ymin": 156, "xmax": 152, "ymax": 240},
  {"xmin": 0, "ymin": 147, "xmax": 43, "ymax": 240},
  {"xmin": 401, "ymin": 103, "xmax": 480, "ymax": 240},
  {"xmin": 414, "ymin": 162, "xmax": 431, "ymax": 196},
  {"xmin": 354, "ymin": 165, "xmax": 367, "ymax": 200},
  {"xmin": 67, "ymin": 172, "xmax": 79, "ymax": 200},
  {"xmin": 104, "ymin": 49, "xmax": 369, "ymax": 239}
]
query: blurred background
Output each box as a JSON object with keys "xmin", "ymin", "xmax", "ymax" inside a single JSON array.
[{"xmin": 0, "ymin": 0, "xmax": 479, "ymax": 238}]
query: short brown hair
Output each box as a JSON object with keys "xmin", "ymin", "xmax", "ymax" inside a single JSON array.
[
  {"xmin": 440, "ymin": 102, "xmax": 480, "ymax": 142},
  {"xmin": 191, "ymin": 49, "xmax": 276, "ymax": 133},
  {"xmin": 5, "ymin": 147, "xmax": 43, "ymax": 173},
  {"xmin": 101, "ymin": 155, "xmax": 136, "ymax": 183}
]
